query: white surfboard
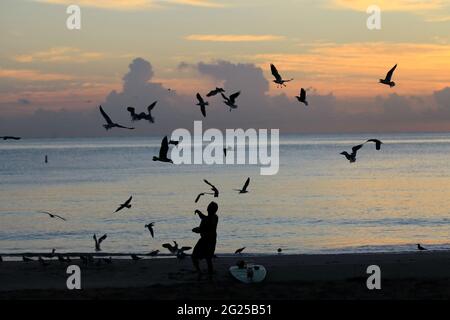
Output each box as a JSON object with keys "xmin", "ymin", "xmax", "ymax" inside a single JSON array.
[{"xmin": 229, "ymin": 263, "xmax": 267, "ymax": 284}]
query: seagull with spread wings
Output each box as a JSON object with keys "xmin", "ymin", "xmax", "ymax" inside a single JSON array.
[
  {"xmin": 145, "ymin": 222, "xmax": 155, "ymax": 238},
  {"xmin": 153, "ymin": 136, "xmax": 173, "ymax": 163},
  {"xmin": 340, "ymin": 144, "xmax": 363, "ymax": 163},
  {"xmin": 379, "ymin": 64, "xmax": 397, "ymax": 88},
  {"xmin": 206, "ymin": 87, "xmax": 225, "ymax": 97},
  {"xmin": 1, "ymin": 136, "xmax": 21, "ymax": 140},
  {"xmin": 234, "ymin": 177, "xmax": 250, "ymax": 194},
  {"xmin": 365, "ymin": 139, "xmax": 383, "ymax": 150},
  {"xmin": 221, "ymin": 91, "xmax": 241, "ymax": 111},
  {"xmin": 99, "ymin": 105, "xmax": 134, "ymax": 130},
  {"xmin": 93, "ymin": 234, "xmax": 107, "ymax": 252},
  {"xmin": 271, "ymin": 64, "xmax": 293, "ymax": 88},
  {"xmin": 114, "ymin": 196, "xmax": 133, "ymax": 213},
  {"xmin": 127, "ymin": 101, "xmax": 157, "ymax": 123},
  {"xmin": 38, "ymin": 211, "xmax": 67, "ymax": 221},
  {"xmin": 295, "ymin": 88, "xmax": 308, "ymax": 106},
  {"xmin": 196, "ymin": 93, "xmax": 209, "ymax": 118}
]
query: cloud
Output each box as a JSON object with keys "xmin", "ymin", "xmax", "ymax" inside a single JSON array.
[
  {"xmin": 0, "ymin": 69, "xmax": 74, "ymax": 81},
  {"xmin": 13, "ymin": 47, "xmax": 105, "ymax": 64},
  {"xmin": 33, "ymin": 0, "xmax": 223, "ymax": 10},
  {"xmin": 2, "ymin": 57, "xmax": 450, "ymax": 138},
  {"xmin": 329, "ymin": 0, "xmax": 447, "ymax": 12},
  {"xmin": 185, "ymin": 34, "xmax": 285, "ymax": 42}
]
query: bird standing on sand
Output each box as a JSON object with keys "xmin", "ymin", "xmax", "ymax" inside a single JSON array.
[
  {"xmin": 99, "ymin": 105, "xmax": 134, "ymax": 130},
  {"xmin": 127, "ymin": 101, "xmax": 157, "ymax": 123},
  {"xmin": 235, "ymin": 247, "xmax": 246, "ymax": 254},
  {"xmin": 43, "ymin": 248, "xmax": 56, "ymax": 258},
  {"xmin": 379, "ymin": 64, "xmax": 397, "ymax": 88},
  {"xmin": 221, "ymin": 91, "xmax": 241, "ymax": 111},
  {"xmin": 206, "ymin": 87, "xmax": 225, "ymax": 97},
  {"xmin": 162, "ymin": 241, "xmax": 192, "ymax": 257},
  {"xmin": 115, "ymin": 196, "xmax": 133, "ymax": 213},
  {"xmin": 295, "ymin": 88, "xmax": 308, "ymax": 106},
  {"xmin": 340, "ymin": 144, "xmax": 363, "ymax": 163},
  {"xmin": 145, "ymin": 222, "xmax": 155, "ymax": 238},
  {"xmin": 131, "ymin": 254, "xmax": 143, "ymax": 261},
  {"xmin": 38, "ymin": 256, "xmax": 49, "ymax": 266},
  {"xmin": 149, "ymin": 250, "xmax": 159, "ymax": 256},
  {"xmin": 1, "ymin": 136, "xmax": 21, "ymax": 140},
  {"xmin": 22, "ymin": 256, "xmax": 33, "ymax": 262},
  {"xmin": 271, "ymin": 64, "xmax": 293, "ymax": 88},
  {"xmin": 366, "ymin": 139, "xmax": 383, "ymax": 150},
  {"xmin": 417, "ymin": 244, "xmax": 427, "ymax": 251},
  {"xmin": 93, "ymin": 234, "xmax": 107, "ymax": 252},
  {"xmin": 38, "ymin": 211, "xmax": 66, "ymax": 221},
  {"xmin": 153, "ymin": 136, "xmax": 173, "ymax": 163},
  {"xmin": 196, "ymin": 93, "xmax": 209, "ymax": 118},
  {"xmin": 234, "ymin": 177, "xmax": 250, "ymax": 194}
]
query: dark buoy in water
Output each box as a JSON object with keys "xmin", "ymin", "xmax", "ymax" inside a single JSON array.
[{"xmin": 45, "ymin": 155, "xmax": 48, "ymax": 164}]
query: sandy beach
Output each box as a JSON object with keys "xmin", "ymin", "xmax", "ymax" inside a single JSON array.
[{"xmin": 1, "ymin": 251, "xmax": 450, "ymax": 300}]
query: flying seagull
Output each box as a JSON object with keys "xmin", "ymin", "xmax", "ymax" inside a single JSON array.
[
  {"xmin": 379, "ymin": 64, "xmax": 397, "ymax": 88},
  {"xmin": 93, "ymin": 234, "xmax": 107, "ymax": 252},
  {"xmin": 99, "ymin": 105, "xmax": 134, "ymax": 130},
  {"xmin": 127, "ymin": 101, "xmax": 156, "ymax": 123},
  {"xmin": 417, "ymin": 244, "xmax": 427, "ymax": 251},
  {"xmin": 295, "ymin": 88, "xmax": 308, "ymax": 106},
  {"xmin": 38, "ymin": 211, "xmax": 67, "ymax": 221},
  {"xmin": 206, "ymin": 87, "xmax": 225, "ymax": 97},
  {"xmin": 235, "ymin": 247, "xmax": 246, "ymax": 254},
  {"xmin": 340, "ymin": 144, "xmax": 363, "ymax": 163},
  {"xmin": 153, "ymin": 136, "xmax": 173, "ymax": 163},
  {"xmin": 1, "ymin": 136, "xmax": 21, "ymax": 140},
  {"xmin": 145, "ymin": 222, "xmax": 155, "ymax": 238},
  {"xmin": 196, "ymin": 93, "xmax": 209, "ymax": 118},
  {"xmin": 234, "ymin": 177, "xmax": 250, "ymax": 194},
  {"xmin": 270, "ymin": 64, "xmax": 293, "ymax": 88},
  {"xmin": 115, "ymin": 196, "xmax": 133, "ymax": 213},
  {"xmin": 221, "ymin": 91, "xmax": 241, "ymax": 111},
  {"xmin": 204, "ymin": 179, "xmax": 219, "ymax": 197},
  {"xmin": 365, "ymin": 139, "xmax": 383, "ymax": 150},
  {"xmin": 195, "ymin": 179, "xmax": 219, "ymax": 203}
]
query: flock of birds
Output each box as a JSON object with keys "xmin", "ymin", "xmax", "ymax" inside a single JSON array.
[{"xmin": 0, "ymin": 62, "xmax": 430, "ymax": 265}]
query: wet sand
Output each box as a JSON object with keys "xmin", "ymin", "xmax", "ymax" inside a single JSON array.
[{"xmin": 1, "ymin": 252, "xmax": 450, "ymax": 300}]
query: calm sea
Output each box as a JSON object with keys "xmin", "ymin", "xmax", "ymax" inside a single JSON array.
[{"xmin": 1, "ymin": 133, "xmax": 450, "ymax": 255}]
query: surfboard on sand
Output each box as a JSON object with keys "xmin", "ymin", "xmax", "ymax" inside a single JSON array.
[{"xmin": 229, "ymin": 263, "xmax": 267, "ymax": 284}]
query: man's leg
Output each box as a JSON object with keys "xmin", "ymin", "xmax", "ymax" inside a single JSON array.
[
  {"xmin": 206, "ymin": 258, "xmax": 214, "ymax": 275},
  {"xmin": 192, "ymin": 256, "xmax": 201, "ymax": 273}
]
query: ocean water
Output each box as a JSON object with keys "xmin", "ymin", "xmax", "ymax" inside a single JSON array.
[{"xmin": 1, "ymin": 133, "xmax": 450, "ymax": 255}]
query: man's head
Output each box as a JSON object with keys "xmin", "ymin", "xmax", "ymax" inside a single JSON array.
[{"xmin": 207, "ymin": 201, "xmax": 218, "ymax": 215}]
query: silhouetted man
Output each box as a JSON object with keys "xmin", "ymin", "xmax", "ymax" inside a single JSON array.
[{"xmin": 192, "ymin": 201, "xmax": 219, "ymax": 276}]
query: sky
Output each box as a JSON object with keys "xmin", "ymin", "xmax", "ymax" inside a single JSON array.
[{"xmin": 0, "ymin": 0, "xmax": 449, "ymax": 137}]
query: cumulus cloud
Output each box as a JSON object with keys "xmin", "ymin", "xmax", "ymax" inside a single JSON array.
[{"xmin": 1, "ymin": 57, "xmax": 450, "ymax": 137}]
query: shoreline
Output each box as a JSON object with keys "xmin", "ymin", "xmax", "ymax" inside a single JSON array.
[{"xmin": 1, "ymin": 251, "xmax": 450, "ymax": 299}]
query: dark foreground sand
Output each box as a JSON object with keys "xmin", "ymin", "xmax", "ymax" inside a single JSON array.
[{"xmin": 1, "ymin": 252, "xmax": 450, "ymax": 300}]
